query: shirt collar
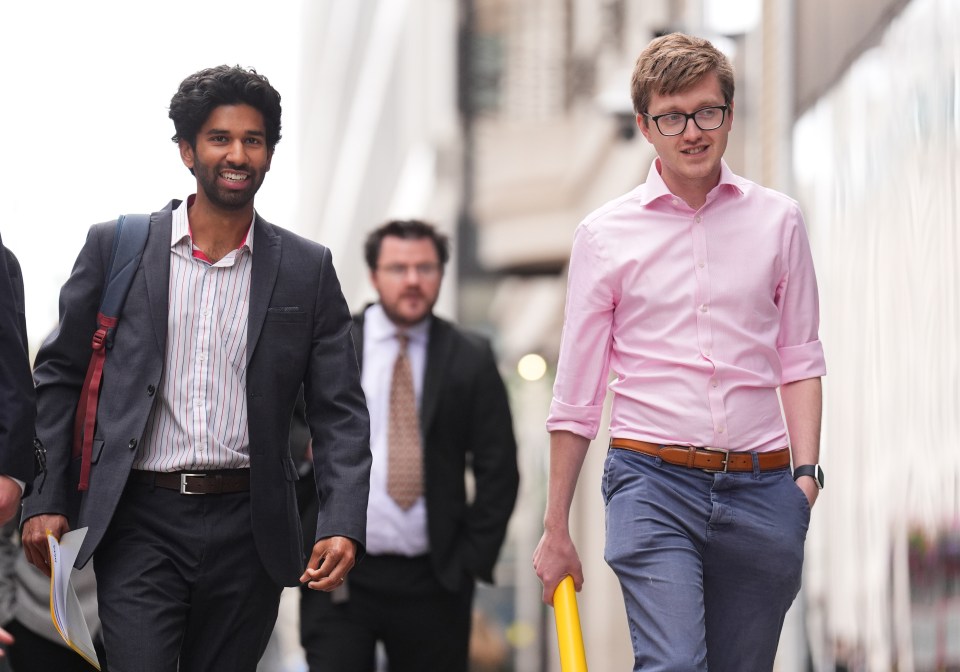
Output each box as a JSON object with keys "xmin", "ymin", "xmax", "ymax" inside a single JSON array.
[
  {"xmin": 638, "ymin": 158, "xmax": 747, "ymax": 207},
  {"xmin": 366, "ymin": 303, "xmax": 431, "ymax": 345},
  {"xmin": 170, "ymin": 194, "xmax": 256, "ymax": 254}
]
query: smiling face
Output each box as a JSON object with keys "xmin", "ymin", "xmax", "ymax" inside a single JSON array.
[
  {"xmin": 637, "ymin": 73, "xmax": 733, "ymax": 208},
  {"xmin": 178, "ymin": 104, "xmax": 273, "ymax": 212}
]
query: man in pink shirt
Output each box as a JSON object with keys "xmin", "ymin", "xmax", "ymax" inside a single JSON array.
[{"xmin": 533, "ymin": 33, "xmax": 826, "ymax": 671}]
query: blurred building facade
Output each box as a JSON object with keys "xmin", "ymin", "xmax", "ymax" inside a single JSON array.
[
  {"xmin": 296, "ymin": 0, "xmax": 463, "ymax": 315},
  {"xmin": 294, "ymin": 1, "xmax": 958, "ymax": 670},
  {"xmin": 794, "ymin": 0, "xmax": 960, "ymax": 669}
]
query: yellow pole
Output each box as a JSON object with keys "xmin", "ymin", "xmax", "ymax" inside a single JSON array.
[{"xmin": 553, "ymin": 575, "xmax": 588, "ymax": 671}]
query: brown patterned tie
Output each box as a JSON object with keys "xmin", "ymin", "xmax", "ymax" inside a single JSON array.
[{"xmin": 387, "ymin": 333, "xmax": 422, "ymax": 509}]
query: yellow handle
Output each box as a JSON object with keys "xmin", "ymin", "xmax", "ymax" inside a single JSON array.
[{"xmin": 553, "ymin": 575, "xmax": 588, "ymax": 671}]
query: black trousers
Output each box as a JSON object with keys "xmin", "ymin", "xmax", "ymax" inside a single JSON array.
[
  {"xmin": 299, "ymin": 554, "xmax": 474, "ymax": 672},
  {"xmin": 93, "ymin": 478, "xmax": 283, "ymax": 672}
]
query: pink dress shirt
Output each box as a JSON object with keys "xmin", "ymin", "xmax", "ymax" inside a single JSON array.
[{"xmin": 547, "ymin": 159, "xmax": 826, "ymax": 452}]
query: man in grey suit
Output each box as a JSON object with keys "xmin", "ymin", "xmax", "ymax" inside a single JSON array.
[
  {"xmin": 19, "ymin": 65, "xmax": 371, "ymax": 672},
  {"xmin": 299, "ymin": 220, "xmax": 519, "ymax": 672}
]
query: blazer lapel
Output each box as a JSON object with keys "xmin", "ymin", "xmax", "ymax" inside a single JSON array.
[
  {"xmin": 352, "ymin": 311, "xmax": 365, "ymax": 370},
  {"xmin": 247, "ymin": 215, "xmax": 281, "ymax": 364},
  {"xmin": 143, "ymin": 204, "xmax": 174, "ymax": 355},
  {"xmin": 421, "ymin": 316, "xmax": 451, "ymax": 431}
]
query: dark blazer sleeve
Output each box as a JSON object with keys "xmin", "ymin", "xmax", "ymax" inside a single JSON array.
[
  {"xmin": 302, "ymin": 247, "xmax": 371, "ymax": 552},
  {"xmin": 22, "ymin": 224, "xmax": 111, "ymax": 519},
  {"xmin": 0, "ymin": 237, "xmax": 37, "ymax": 483},
  {"xmin": 459, "ymin": 335, "xmax": 519, "ymax": 583},
  {"xmin": 422, "ymin": 321, "xmax": 519, "ymax": 589}
]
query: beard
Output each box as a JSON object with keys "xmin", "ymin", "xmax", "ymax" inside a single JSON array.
[
  {"xmin": 193, "ymin": 161, "xmax": 266, "ymax": 211},
  {"xmin": 380, "ymin": 290, "xmax": 437, "ymax": 328}
]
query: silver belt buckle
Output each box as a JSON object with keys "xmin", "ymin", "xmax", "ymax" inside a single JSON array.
[
  {"xmin": 180, "ymin": 473, "xmax": 205, "ymax": 495},
  {"xmin": 701, "ymin": 447, "xmax": 729, "ymax": 473}
]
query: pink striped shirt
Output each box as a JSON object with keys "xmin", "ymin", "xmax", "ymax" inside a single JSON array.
[
  {"xmin": 134, "ymin": 197, "xmax": 254, "ymax": 471},
  {"xmin": 546, "ymin": 159, "xmax": 826, "ymax": 452}
]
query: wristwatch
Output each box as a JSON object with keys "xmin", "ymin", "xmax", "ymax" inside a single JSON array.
[{"xmin": 793, "ymin": 464, "xmax": 824, "ymax": 490}]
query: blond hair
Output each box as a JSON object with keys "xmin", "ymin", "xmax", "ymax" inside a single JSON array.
[{"xmin": 630, "ymin": 33, "xmax": 735, "ymax": 116}]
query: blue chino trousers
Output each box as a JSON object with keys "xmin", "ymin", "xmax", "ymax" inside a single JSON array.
[{"xmin": 602, "ymin": 447, "xmax": 810, "ymax": 671}]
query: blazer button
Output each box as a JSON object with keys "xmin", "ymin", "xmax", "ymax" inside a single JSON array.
[
  {"xmin": 147, "ymin": 384, "xmax": 156, "ymax": 396},
  {"xmin": 128, "ymin": 438, "xmax": 138, "ymax": 449}
]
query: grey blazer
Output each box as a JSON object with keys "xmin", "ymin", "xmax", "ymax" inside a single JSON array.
[{"xmin": 23, "ymin": 201, "xmax": 371, "ymax": 586}]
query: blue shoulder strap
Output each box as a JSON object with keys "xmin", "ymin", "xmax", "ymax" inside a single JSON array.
[
  {"xmin": 72, "ymin": 213, "xmax": 151, "ymax": 489},
  {"xmin": 100, "ymin": 213, "xmax": 151, "ymax": 319}
]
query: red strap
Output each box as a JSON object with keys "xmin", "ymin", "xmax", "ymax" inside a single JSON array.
[{"xmin": 72, "ymin": 313, "xmax": 118, "ymax": 492}]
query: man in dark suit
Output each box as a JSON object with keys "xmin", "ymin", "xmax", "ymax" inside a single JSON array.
[
  {"xmin": 0, "ymin": 234, "xmax": 35, "ymax": 523},
  {"xmin": 299, "ymin": 220, "xmax": 519, "ymax": 672},
  {"xmin": 1, "ymin": 233, "xmax": 37, "ymax": 657},
  {"xmin": 19, "ymin": 66, "xmax": 371, "ymax": 672}
]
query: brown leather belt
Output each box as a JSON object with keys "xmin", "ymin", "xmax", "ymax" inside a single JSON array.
[
  {"xmin": 131, "ymin": 469, "xmax": 250, "ymax": 495},
  {"xmin": 610, "ymin": 438, "xmax": 790, "ymax": 473}
]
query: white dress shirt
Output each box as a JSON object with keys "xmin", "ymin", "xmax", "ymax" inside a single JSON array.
[{"xmin": 361, "ymin": 303, "xmax": 430, "ymax": 556}]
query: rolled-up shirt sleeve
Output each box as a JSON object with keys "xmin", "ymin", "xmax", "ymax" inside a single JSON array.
[
  {"xmin": 546, "ymin": 224, "xmax": 617, "ymax": 439},
  {"xmin": 777, "ymin": 207, "xmax": 827, "ymax": 384}
]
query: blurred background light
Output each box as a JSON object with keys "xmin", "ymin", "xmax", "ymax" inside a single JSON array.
[{"xmin": 517, "ymin": 353, "xmax": 547, "ymax": 382}]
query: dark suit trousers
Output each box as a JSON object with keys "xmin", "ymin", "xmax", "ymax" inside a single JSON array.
[
  {"xmin": 4, "ymin": 619, "xmax": 104, "ymax": 672},
  {"xmin": 299, "ymin": 554, "xmax": 474, "ymax": 672},
  {"xmin": 93, "ymin": 477, "xmax": 283, "ymax": 672}
]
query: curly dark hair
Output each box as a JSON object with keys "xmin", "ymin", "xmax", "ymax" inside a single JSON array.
[
  {"xmin": 364, "ymin": 220, "xmax": 450, "ymax": 271},
  {"xmin": 169, "ymin": 65, "xmax": 282, "ymax": 150}
]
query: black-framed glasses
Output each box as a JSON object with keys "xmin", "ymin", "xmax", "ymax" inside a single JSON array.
[{"xmin": 643, "ymin": 105, "xmax": 729, "ymax": 136}]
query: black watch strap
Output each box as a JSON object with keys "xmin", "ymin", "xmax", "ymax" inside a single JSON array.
[{"xmin": 793, "ymin": 464, "xmax": 824, "ymax": 489}]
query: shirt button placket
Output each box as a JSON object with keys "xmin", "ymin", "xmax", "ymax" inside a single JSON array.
[{"xmin": 692, "ymin": 212, "xmax": 713, "ymax": 359}]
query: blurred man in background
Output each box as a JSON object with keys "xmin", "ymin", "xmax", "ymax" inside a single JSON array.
[{"xmin": 299, "ymin": 220, "xmax": 518, "ymax": 672}]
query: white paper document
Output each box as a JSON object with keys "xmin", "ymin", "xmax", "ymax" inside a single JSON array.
[{"xmin": 47, "ymin": 527, "xmax": 101, "ymax": 670}]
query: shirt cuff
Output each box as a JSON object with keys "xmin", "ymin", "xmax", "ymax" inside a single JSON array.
[
  {"xmin": 545, "ymin": 399, "xmax": 603, "ymax": 440},
  {"xmin": 779, "ymin": 340, "xmax": 827, "ymax": 384}
]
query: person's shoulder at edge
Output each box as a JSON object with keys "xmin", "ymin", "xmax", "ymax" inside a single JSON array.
[
  {"xmin": 425, "ymin": 317, "xmax": 507, "ymax": 376},
  {"xmin": 444, "ymin": 318, "xmax": 494, "ymax": 355},
  {"xmin": 723, "ymin": 167, "xmax": 802, "ymax": 211},
  {"xmin": 258, "ymin": 219, "xmax": 336, "ymax": 261},
  {"xmin": 576, "ymin": 182, "xmax": 650, "ymax": 234}
]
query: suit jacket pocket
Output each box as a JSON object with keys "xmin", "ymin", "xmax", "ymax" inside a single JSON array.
[
  {"xmin": 68, "ymin": 439, "xmax": 105, "ymax": 484},
  {"xmin": 90, "ymin": 438, "xmax": 105, "ymax": 464},
  {"xmin": 66, "ymin": 440, "xmax": 105, "ymax": 527},
  {"xmin": 266, "ymin": 306, "xmax": 307, "ymax": 323}
]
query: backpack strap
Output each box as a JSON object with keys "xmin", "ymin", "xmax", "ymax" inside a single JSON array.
[{"xmin": 72, "ymin": 214, "xmax": 151, "ymax": 491}]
